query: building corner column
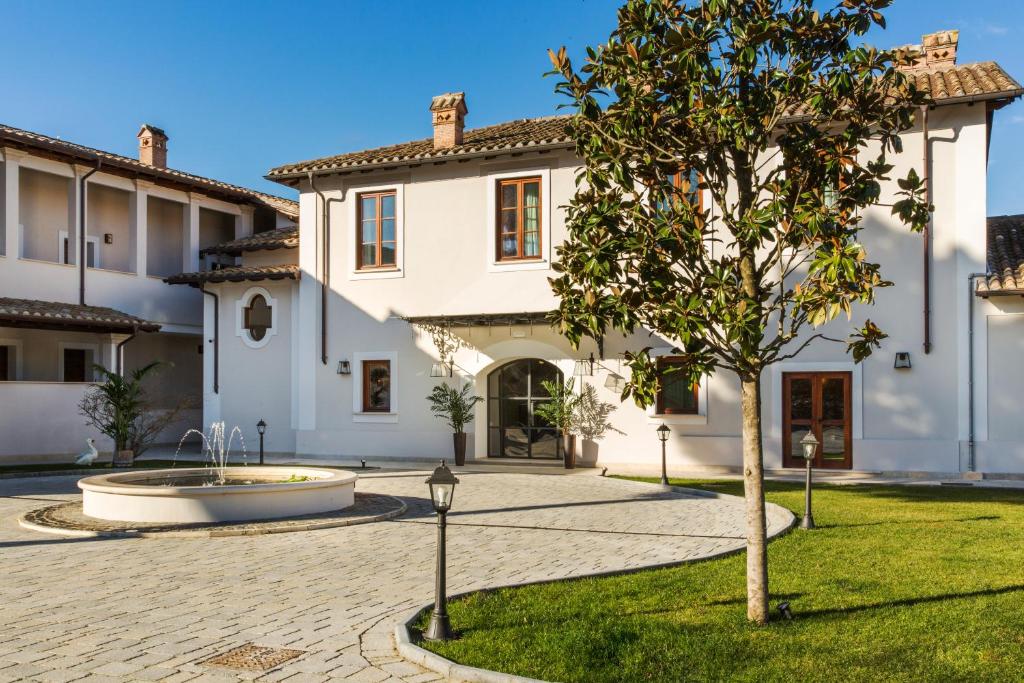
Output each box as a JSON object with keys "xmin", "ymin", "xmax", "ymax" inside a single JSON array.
[
  {"xmin": 131, "ymin": 180, "xmax": 151, "ymax": 277},
  {"xmin": 1, "ymin": 150, "xmax": 22, "ymax": 259}
]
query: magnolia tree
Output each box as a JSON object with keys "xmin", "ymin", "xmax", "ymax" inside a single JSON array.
[{"xmin": 548, "ymin": 0, "xmax": 930, "ymax": 624}]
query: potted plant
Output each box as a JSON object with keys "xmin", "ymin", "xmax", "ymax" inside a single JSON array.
[
  {"xmin": 534, "ymin": 378, "xmax": 582, "ymax": 469},
  {"xmin": 79, "ymin": 361, "xmax": 190, "ymax": 466},
  {"xmin": 427, "ymin": 382, "xmax": 483, "ymax": 466}
]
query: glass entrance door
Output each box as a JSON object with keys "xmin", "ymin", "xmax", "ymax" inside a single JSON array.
[
  {"xmin": 782, "ymin": 372, "xmax": 852, "ymax": 469},
  {"xmin": 487, "ymin": 359, "xmax": 562, "ymax": 459}
]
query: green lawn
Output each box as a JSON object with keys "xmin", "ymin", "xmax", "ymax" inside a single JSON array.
[{"xmin": 418, "ymin": 479, "xmax": 1024, "ymax": 682}]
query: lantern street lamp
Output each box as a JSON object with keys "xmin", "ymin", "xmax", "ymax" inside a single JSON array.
[
  {"xmin": 799, "ymin": 431, "xmax": 819, "ymax": 529},
  {"xmin": 256, "ymin": 419, "xmax": 267, "ymax": 466},
  {"xmin": 657, "ymin": 423, "xmax": 671, "ymax": 486},
  {"xmin": 423, "ymin": 460, "xmax": 459, "ymax": 641}
]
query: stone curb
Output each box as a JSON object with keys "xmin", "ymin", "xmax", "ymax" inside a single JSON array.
[
  {"xmin": 17, "ymin": 495, "xmax": 407, "ymax": 539},
  {"xmin": 394, "ymin": 481, "xmax": 796, "ymax": 683}
]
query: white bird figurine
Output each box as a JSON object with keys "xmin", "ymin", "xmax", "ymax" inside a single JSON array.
[{"xmin": 75, "ymin": 438, "xmax": 98, "ymax": 466}]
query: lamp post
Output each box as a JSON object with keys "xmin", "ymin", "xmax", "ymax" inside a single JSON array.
[
  {"xmin": 799, "ymin": 431, "xmax": 819, "ymax": 529},
  {"xmin": 657, "ymin": 423, "xmax": 671, "ymax": 486},
  {"xmin": 256, "ymin": 419, "xmax": 267, "ymax": 466},
  {"xmin": 424, "ymin": 460, "xmax": 459, "ymax": 641}
]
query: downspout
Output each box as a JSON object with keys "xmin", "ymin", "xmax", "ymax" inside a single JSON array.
[
  {"xmin": 307, "ymin": 172, "xmax": 343, "ymax": 366},
  {"xmin": 920, "ymin": 106, "xmax": 932, "ymax": 354},
  {"xmin": 79, "ymin": 159, "xmax": 101, "ymax": 305},
  {"xmin": 116, "ymin": 325, "xmax": 138, "ymax": 376},
  {"xmin": 200, "ymin": 286, "xmax": 219, "ymax": 394},
  {"xmin": 966, "ymin": 273, "xmax": 987, "ymax": 472}
]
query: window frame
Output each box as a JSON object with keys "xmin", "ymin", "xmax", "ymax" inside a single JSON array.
[
  {"xmin": 655, "ymin": 356, "xmax": 700, "ymax": 416},
  {"xmin": 361, "ymin": 359, "xmax": 392, "ymax": 413},
  {"xmin": 495, "ymin": 176, "xmax": 543, "ymax": 262},
  {"xmin": 667, "ymin": 168, "xmax": 703, "ymax": 215},
  {"xmin": 356, "ymin": 190, "xmax": 398, "ymax": 271},
  {"xmin": 351, "ymin": 352, "xmax": 399, "ymax": 422},
  {"xmin": 243, "ymin": 293, "xmax": 272, "ymax": 342},
  {"xmin": 235, "ymin": 287, "xmax": 278, "ymax": 349}
]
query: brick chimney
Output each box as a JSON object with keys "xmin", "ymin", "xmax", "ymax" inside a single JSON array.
[
  {"xmin": 897, "ymin": 30, "xmax": 959, "ymax": 70},
  {"xmin": 922, "ymin": 30, "xmax": 958, "ymax": 67},
  {"xmin": 137, "ymin": 124, "xmax": 168, "ymax": 168},
  {"xmin": 429, "ymin": 92, "xmax": 468, "ymax": 150}
]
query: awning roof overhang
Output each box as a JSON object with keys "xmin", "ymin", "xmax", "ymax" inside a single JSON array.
[
  {"xmin": 401, "ymin": 311, "xmax": 553, "ymax": 328},
  {"xmin": 0, "ymin": 298, "xmax": 160, "ymax": 334},
  {"xmin": 164, "ymin": 264, "xmax": 300, "ymax": 287}
]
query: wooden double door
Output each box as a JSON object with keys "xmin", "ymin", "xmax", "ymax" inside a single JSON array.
[{"xmin": 782, "ymin": 372, "xmax": 852, "ymax": 469}]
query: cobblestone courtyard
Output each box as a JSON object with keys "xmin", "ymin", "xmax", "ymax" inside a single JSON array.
[{"xmin": 0, "ymin": 469, "xmax": 791, "ymax": 682}]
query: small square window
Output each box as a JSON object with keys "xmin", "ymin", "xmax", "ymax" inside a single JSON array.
[
  {"xmin": 656, "ymin": 357, "xmax": 698, "ymax": 415},
  {"xmin": 362, "ymin": 360, "xmax": 391, "ymax": 412}
]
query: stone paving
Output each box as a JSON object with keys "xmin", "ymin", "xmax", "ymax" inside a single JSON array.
[{"xmin": 0, "ymin": 469, "xmax": 792, "ymax": 682}]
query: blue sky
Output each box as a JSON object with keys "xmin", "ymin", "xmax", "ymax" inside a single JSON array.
[{"xmin": 2, "ymin": 0, "xmax": 1021, "ymax": 214}]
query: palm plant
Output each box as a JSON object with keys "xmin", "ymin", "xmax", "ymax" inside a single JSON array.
[
  {"xmin": 427, "ymin": 383, "xmax": 482, "ymax": 433},
  {"xmin": 427, "ymin": 383, "xmax": 483, "ymax": 465},
  {"xmin": 534, "ymin": 378, "xmax": 582, "ymax": 468},
  {"xmin": 79, "ymin": 361, "xmax": 187, "ymax": 462}
]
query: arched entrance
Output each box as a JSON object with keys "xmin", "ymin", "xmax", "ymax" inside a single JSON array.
[{"xmin": 487, "ymin": 359, "xmax": 562, "ymax": 459}]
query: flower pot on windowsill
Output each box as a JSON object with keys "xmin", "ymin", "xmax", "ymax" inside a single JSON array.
[
  {"xmin": 562, "ymin": 434, "xmax": 576, "ymax": 469},
  {"xmin": 453, "ymin": 433, "xmax": 467, "ymax": 467},
  {"xmin": 113, "ymin": 449, "xmax": 134, "ymax": 468}
]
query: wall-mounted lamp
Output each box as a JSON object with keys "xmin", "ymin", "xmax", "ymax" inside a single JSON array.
[
  {"xmin": 103, "ymin": 233, "xmax": 113, "ymax": 244},
  {"xmin": 573, "ymin": 353, "xmax": 595, "ymax": 377},
  {"xmin": 337, "ymin": 360, "xmax": 351, "ymax": 375},
  {"xmin": 893, "ymin": 352, "xmax": 912, "ymax": 370},
  {"xmin": 430, "ymin": 361, "xmax": 453, "ymax": 378}
]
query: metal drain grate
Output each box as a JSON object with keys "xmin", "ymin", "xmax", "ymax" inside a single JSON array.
[{"xmin": 202, "ymin": 643, "xmax": 305, "ymax": 671}]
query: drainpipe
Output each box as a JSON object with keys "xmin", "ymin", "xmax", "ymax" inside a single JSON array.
[
  {"xmin": 200, "ymin": 286, "xmax": 219, "ymax": 394},
  {"xmin": 116, "ymin": 325, "xmax": 138, "ymax": 376},
  {"xmin": 79, "ymin": 159, "xmax": 101, "ymax": 305},
  {"xmin": 307, "ymin": 172, "xmax": 343, "ymax": 366},
  {"xmin": 920, "ymin": 106, "xmax": 932, "ymax": 354},
  {"xmin": 966, "ymin": 272, "xmax": 987, "ymax": 472}
]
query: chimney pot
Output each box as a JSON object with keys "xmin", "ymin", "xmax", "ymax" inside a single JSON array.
[
  {"xmin": 429, "ymin": 92, "xmax": 468, "ymax": 150},
  {"xmin": 137, "ymin": 124, "xmax": 168, "ymax": 168}
]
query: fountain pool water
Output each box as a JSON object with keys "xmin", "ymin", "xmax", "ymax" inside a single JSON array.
[{"xmin": 77, "ymin": 422, "xmax": 357, "ymax": 524}]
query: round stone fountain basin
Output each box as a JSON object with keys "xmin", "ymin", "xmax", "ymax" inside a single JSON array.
[{"xmin": 78, "ymin": 467, "xmax": 357, "ymax": 524}]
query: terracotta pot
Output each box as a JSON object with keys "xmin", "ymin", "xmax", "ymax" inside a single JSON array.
[
  {"xmin": 453, "ymin": 432, "xmax": 467, "ymax": 467},
  {"xmin": 562, "ymin": 434, "xmax": 576, "ymax": 469},
  {"xmin": 113, "ymin": 449, "xmax": 134, "ymax": 468}
]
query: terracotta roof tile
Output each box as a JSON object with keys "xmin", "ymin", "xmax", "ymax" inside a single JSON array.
[
  {"xmin": 163, "ymin": 264, "xmax": 299, "ymax": 286},
  {"xmin": 267, "ymin": 116, "xmax": 573, "ymax": 179},
  {"xmin": 200, "ymin": 226, "xmax": 299, "ymax": 256},
  {"xmin": 0, "ymin": 124, "xmax": 298, "ymax": 217},
  {"xmin": 0, "ymin": 298, "xmax": 160, "ymax": 333},
  {"xmin": 268, "ymin": 62, "xmax": 1020, "ymax": 179},
  {"xmin": 979, "ymin": 215, "xmax": 1024, "ymax": 296}
]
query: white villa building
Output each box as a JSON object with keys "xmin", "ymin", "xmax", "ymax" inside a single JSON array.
[
  {"xmin": 166, "ymin": 30, "xmax": 1024, "ymax": 476},
  {"xmin": 0, "ymin": 124, "xmax": 297, "ymax": 461}
]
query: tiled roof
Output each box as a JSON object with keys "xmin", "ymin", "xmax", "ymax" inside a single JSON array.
[
  {"xmin": 0, "ymin": 298, "xmax": 160, "ymax": 333},
  {"xmin": 0, "ymin": 124, "xmax": 298, "ymax": 218},
  {"xmin": 905, "ymin": 61, "xmax": 1022, "ymax": 103},
  {"xmin": 266, "ymin": 116, "xmax": 573, "ymax": 179},
  {"xmin": 200, "ymin": 226, "xmax": 299, "ymax": 256},
  {"xmin": 978, "ymin": 215, "xmax": 1024, "ymax": 297},
  {"xmin": 164, "ymin": 264, "xmax": 300, "ymax": 286},
  {"xmin": 268, "ymin": 61, "xmax": 1021, "ymax": 180}
]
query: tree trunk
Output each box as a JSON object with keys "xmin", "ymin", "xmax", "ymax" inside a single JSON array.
[{"xmin": 740, "ymin": 373, "xmax": 769, "ymax": 625}]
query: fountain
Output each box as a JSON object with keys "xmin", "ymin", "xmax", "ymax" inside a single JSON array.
[{"xmin": 77, "ymin": 422, "xmax": 357, "ymax": 524}]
